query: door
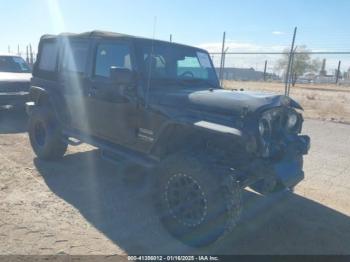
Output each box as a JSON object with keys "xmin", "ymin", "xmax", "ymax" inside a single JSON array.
[
  {"xmin": 59, "ymin": 39, "xmax": 92, "ymax": 133},
  {"xmin": 86, "ymin": 40, "xmax": 139, "ymax": 146}
]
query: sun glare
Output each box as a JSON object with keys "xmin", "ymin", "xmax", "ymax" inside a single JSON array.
[{"xmin": 46, "ymin": 0, "xmax": 100, "ymax": 214}]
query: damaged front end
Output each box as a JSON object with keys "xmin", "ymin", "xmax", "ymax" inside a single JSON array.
[
  {"xmin": 237, "ymin": 99, "xmax": 311, "ymax": 194},
  {"xmin": 241, "ymin": 134, "xmax": 310, "ymax": 194}
]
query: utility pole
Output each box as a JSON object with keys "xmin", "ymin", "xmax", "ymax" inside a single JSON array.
[
  {"xmin": 285, "ymin": 27, "xmax": 297, "ymax": 96},
  {"xmin": 169, "ymin": 34, "xmax": 172, "ymax": 42},
  {"xmin": 17, "ymin": 44, "xmax": 20, "ymax": 56},
  {"xmin": 263, "ymin": 60, "xmax": 267, "ymax": 81},
  {"xmin": 320, "ymin": 58, "xmax": 327, "ymax": 76},
  {"xmin": 8, "ymin": 45, "xmax": 11, "ymax": 53},
  {"xmin": 26, "ymin": 45, "xmax": 29, "ymax": 64},
  {"xmin": 29, "ymin": 44, "xmax": 34, "ymax": 65},
  {"xmin": 219, "ymin": 32, "xmax": 226, "ymax": 86},
  {"xmin": 222, "ymin": 47, "xmax": 229, "ymax": 79},
  {"xmin": 287, "ymin": 46, "xmax": 298, "ymax": 95},
  {"xmin": 336, "ymin": 60, "xmax": 341, "ymax": 84}
]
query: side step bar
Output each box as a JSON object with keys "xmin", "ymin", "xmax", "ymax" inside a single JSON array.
[
  {"xmin": 63, "ymin": 129, "xmax": 158, "ymax": 169},
  {"xmin": 100, "ymin": 149, "xmax": 126, "ymax": 165},
  {"xmin": 62, "ymin": 136, "xmax": 83, "ymax": 146}
]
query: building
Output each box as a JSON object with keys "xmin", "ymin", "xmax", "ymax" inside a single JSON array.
[{"xmin": 216, "ymin": 67, "xmax": 279, "ymax": 81}]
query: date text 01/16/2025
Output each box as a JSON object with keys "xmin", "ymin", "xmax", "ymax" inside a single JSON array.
[{"xmin": 127, "ymin": 255, "xmax": 219, "ymax": 261}]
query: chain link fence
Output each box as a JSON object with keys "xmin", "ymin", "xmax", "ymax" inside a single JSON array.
[
  {"xmin": 209, "ymin": 51, "xmax": 350, "ymax": 123},
  {"xmin": 5, "ymin": 44, "xmax": 36, "ymax": 68},
  {"xmin": 210, "ymin": 52, "xmax": 350, "ymax": 88}
]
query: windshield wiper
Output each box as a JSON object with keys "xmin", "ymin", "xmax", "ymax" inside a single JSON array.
[
  {"xmin": 152, "ymin": 78, "xmax": 189, "ymax": 86},
  {"xmin": 150, "ymin": 78, "xmax": 219, "ymax": 89},
  {"xmin": 184, "ymin": 78, "xmax": 220, "ymax": 89}
]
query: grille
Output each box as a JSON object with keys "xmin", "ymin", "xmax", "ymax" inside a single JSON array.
[{"xmin": 0, "ymin": 82, "xmax": 30, "ymax": 93}]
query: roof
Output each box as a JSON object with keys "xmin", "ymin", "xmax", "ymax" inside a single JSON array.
[
  {"xmin": 41, "ymin": 30, "xmax": 132, "ymax": 40},
  {"xmin": 40, "ymin": 30, "xmax": 207, "ymax": 52}
]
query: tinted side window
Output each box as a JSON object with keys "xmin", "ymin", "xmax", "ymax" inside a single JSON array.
[
  {"xmin": 62, "ymin": 41, "xmax": 89, "ymax": 73},
  {"xmin": 94, "ymin": 43, "xmax": 132, "ymax": 78},
  {"xmin": 177, "ymin": 56, "xmax": 208, "ymax": 78},
  {"xmin": 38, "ymin": 41, "xmax": 58, "ymax": 71}
]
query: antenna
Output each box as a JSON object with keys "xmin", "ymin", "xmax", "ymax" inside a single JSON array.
[{"xmin": 145, "ymin": 16, "xmax": 157, "ymax": 107}]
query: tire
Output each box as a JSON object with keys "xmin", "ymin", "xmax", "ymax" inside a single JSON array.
[
  {"xmin": 28, "ymin": 107, "xmax": 67, "ymax": 160},
  {"xmin": 154, "ymin": 152, "xmax": 242, "ymax": 247},
  {"xmin": 250, "ymin": 178, "xmax": 290, "ymax": 195}
]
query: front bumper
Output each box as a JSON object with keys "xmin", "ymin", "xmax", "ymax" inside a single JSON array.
[
  {"xmin": 274, "ymin": 135, "xmax": 310, "ymax": 188},
  {"xmin": 0, "ymin": 92, "xmax": 29, "ymax": 107},
  {"xmin": 241, "ymin": 135, "xmax": 310, "ymax": 189},
  {"xmin": 274, "ymin": 154, "xmax": 304, "ymax": 188}
]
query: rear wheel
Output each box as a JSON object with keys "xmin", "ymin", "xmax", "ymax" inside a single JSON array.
[
  {"xmin": 154, "ymin": 152, "xmax": 242, "ymax": 247},
  {"xmin": 28, "ymin": 107, "xmax": 67, "ymax": 160}
]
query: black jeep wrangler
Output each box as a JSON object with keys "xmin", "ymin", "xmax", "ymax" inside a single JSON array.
[{"xmin": 27, "ymin": 31, "xmax": 310, "ymax": 247}]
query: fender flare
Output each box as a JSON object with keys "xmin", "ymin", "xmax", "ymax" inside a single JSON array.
[
  {"xmin": 149, "ymin": 116, "xmax": 243, "ymax": 155},
  {"xmin": 27, "ymin": 86, "xmax": 65, "ymax": 125},
  {"xmin": 29, "ymin": 86, "xmax": 48, "ymax": 105}
]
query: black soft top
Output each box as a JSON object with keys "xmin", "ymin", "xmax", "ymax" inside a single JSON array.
[
  {"xmin": 40, "ymin": 30, "xmax": 207, "ymax": 53},
  {"xmin": 40, "ymin": 30, "xmax": 131, "ymax": 40}
]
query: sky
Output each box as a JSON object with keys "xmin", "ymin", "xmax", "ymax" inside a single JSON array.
[{"xmin": 1, "ymin": 0, "xmax": 350, "ymax": 71}]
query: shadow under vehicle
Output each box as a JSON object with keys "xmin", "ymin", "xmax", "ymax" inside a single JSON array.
[
  {"xmin": 34, "ymin": 149, "xmax": 350, "ymax": 255},
  {"xmin": 26, "ymin": 31, "xmax": 310, "ymax": 247}
]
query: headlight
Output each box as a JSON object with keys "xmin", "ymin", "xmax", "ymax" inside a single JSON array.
[
  {"xmin": 286, "ymin": 111, "xmax": 299, "ymax": 131},
  {"xmin": 258, "ymin": 118, "xmax": 271, "ymax": 140}
]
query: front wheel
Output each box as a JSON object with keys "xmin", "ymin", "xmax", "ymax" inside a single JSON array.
[
  {"xmin": 28, "ymin": 107, "xmax": 67, "ymax": 160},
  {"xmin": 154, "ymin": 153, "xmax": 242, "ymax": 247}
]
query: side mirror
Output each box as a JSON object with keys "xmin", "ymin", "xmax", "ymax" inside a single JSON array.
[{"xmin": 109, "ymin": 66, "xmax": 134, "ymax": 85}]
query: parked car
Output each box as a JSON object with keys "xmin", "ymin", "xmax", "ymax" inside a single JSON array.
[
  {"xmin": 0, "ymin": 54, "xmax": 31, "ymax": 109},
  {"xmin": 26, "ymin": 31, "xmax": 310, "ymax": 247}
]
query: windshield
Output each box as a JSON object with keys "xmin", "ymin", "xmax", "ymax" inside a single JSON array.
[
  {"xmin": 0, "ymin": 56, "xmax": 31, "ymax": 73},
  {"xmin": 135, "ymin": 41, "xmax": 219, "ymax": 88}
]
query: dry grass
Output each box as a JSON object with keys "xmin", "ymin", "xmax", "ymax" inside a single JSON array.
[{"xmin": 223, "ymin": 81, "xmax": 350, "ymax": 124}]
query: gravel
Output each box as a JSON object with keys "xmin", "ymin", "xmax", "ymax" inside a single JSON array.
[{"xmin": 0, "ymin": 110, "xmax": 349, "ymax": 255}]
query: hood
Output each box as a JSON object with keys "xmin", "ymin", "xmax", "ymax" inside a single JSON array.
[
  {"xmin": 0, "ymin": 72, "xmax": 32, "ymax": 82},
  {"xmin": 152, "ymin": 88, "xmax": 302, "ymax": 116}
]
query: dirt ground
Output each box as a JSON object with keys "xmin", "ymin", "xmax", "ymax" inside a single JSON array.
[
  {"xmin": 224, "ymin": 81, "xmax": 350, "ymax": 124},
  {"xmin": 0, "ymin": 110, "xmax": 350, "ymax": 255}
]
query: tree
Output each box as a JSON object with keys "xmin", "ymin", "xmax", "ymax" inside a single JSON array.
[{"xmin": 277, "ymin": 45, "xmax": 321, "ymax": 86}]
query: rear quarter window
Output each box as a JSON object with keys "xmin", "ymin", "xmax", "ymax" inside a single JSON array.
[
  {"xmin": 61, "ymin": 41, "xmax": 89, "ymax": 74},
  {"xmin": 38, "ymin": 41, "xmax": 59, "ymax": 72}
]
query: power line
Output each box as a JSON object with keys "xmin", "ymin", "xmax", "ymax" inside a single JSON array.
[{"xmin": 209, "ymin": 51, "xmax": 350, "ymax": 55}]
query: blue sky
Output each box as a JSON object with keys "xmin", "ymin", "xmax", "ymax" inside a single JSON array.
[{"xmin": 2, "ymin": 0, "xmax": 350, "ymax": 70}]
